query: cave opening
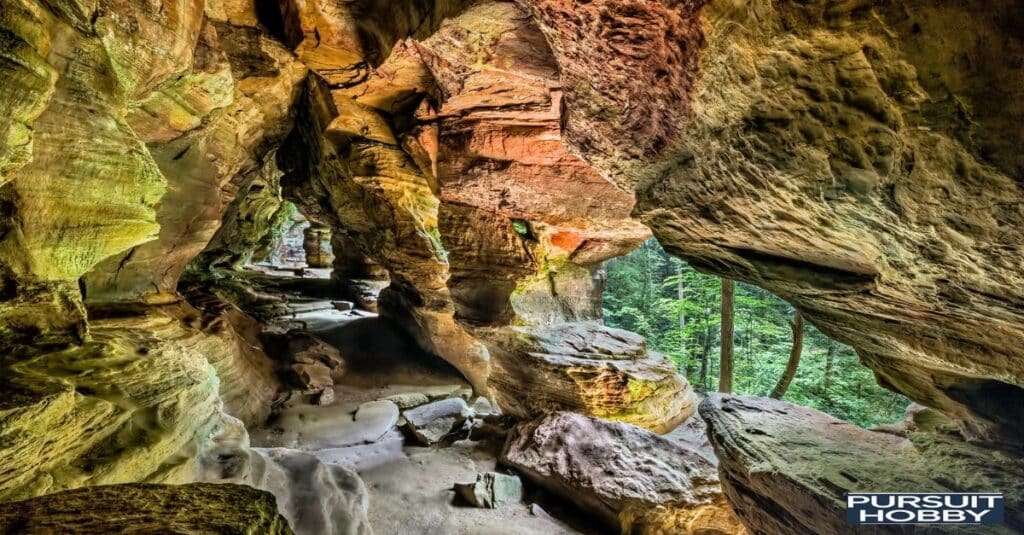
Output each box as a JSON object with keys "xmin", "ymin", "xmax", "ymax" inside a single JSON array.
[{"xmin": 601, "ymin": 238, "xmax": 910, "ymax": 428}]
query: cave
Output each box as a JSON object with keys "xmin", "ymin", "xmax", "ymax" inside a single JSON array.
[{"xmin": 0, "ymin": 0, "xmax": 1021, "ymax": 534}]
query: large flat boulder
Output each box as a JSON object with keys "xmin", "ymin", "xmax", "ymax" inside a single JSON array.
[
  {"xmin": 403, "ymin": 397, "xmax": 472, "ymax": 445},
  {"xmin": 0, "ymin": 483, "xmax": 292, "ymax": 534},
  {"xmin": 485, "ymin": 322, "xmax": 696, "ymax": 433},
  {"xmin": 501, "ymin": 411, "xmax": 746, "ymax": 534},
  {"xmin": 700, "ymin": 394, "xmax": 1024, "ymax": 534}
]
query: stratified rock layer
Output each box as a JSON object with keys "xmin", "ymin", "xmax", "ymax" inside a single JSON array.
[
  {"xmin": 416, "ymin": 0, "xmax": 650, "ymax": 325},
  {"xmin": 502, "ymin": 411, "xmax": 746, "ymax": 535},
  {"xmin": 0, "ymin": 483, "xmax": 293, "ymax": 534},
  {"xmin": 700, "ymin": 394, "xmax": 1023, "ymax": 534},
  {"xmin": 486, "ymin": 322, "xmax": 694, "ymax": 433},
  {"xmin": 0, "ymin": 305, "xmax": 276, "ymax": 502}
]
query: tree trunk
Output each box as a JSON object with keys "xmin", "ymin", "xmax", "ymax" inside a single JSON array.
[
  {"xmin": 822, "ymin": 340, "xmax": 836, "ymax": 401},
  {"xmin": 699, "ymin": 322, "xmax": 711, "ymax": 391},
  {"xmin": 698, "ymin": 342, "xmax": 709, "ymax": 390},
  {"xmin": 678, "ymin": 265, "xmax": 694, "ymax": 377},
  {"xmin": 719, "ymin": 279, "xmax": 735, "ymax": 393},
  {"xmin": 698, "ymin": 292, "xmax": 711, "ymax": 390},
  {"xmin": 770, "ymin": 310, "xmax": 804, "ymax": 399}
]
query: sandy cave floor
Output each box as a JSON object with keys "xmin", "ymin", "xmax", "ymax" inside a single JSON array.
[
  {"xmin": 239, "ymin": 268, "xmax": 604, "ymax": 534},
  {"xmin": 250, "ymin": 362, "xmax": 600, "ymax": 534}
]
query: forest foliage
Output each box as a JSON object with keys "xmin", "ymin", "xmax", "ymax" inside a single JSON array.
[{"xmin": 602, "ymin": 240, "xmax": 909, "ymax": 428}]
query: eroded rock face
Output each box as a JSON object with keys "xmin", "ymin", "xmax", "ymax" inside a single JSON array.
[
  {"xmin": 3, "ymin": 1, "xmax": 1022, "ymax": 530},
  {"xmin": 415, "ymin": 0, "xmax": 650, "ymax": 325},
  {"xmin": 0, "ymin": 305, "xmax": 277, "ymax": 501},
  {"xmin": 176, "ymin": 287, "xmax": 283, "ymax": 426},
  {"xmin": 502, "ymin": 411, "xmax": 746, "ymax": 535},
  {"xmin": 701, "ymin": 394, "xmax": 1024, "ymax": 534},
  {"xmin": 271, "ymin": 0, "xmax": 672, "ymax": 420},
  {"xmin": 275, "ymin": 0, "xmax": 492, "ymax": 391},
  {"xmin": 522, "ymin": 0, "xmax": 706, "ymax": 189},
  {"xmin": 85, "ymin": 12, "xmax": 306, "ymax": 303},
  {"xmin": 0, "ymin": 0, "xmax": 305, "ymax": 341},
  {"xmin": 485, "ymin": 322, "xmax": 694, "ymax": 433},
  {"xmin": 303, "ymin": 225, "xmax": 335, "ymax": 268},
  {"xmin": 0, "ymin": 0, "xmax": 192, "ymax": 341},
  {"xmin": 0, "ymin": 483, "xmax": 293, "ymax": 534},
  {"xmin": 622, "ymin": 0, "xmax": 1024, "ymax": 443}
]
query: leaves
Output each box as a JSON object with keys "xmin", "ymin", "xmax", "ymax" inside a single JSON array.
[{"xmin": 603, "ymin": 239, "xmax": 909, "ymax": 428}]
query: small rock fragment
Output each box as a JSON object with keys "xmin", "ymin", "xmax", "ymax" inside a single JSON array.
[
  {"xmin": 454, "ymin": 472, "xmax": 523, "ymax": 508},
  {"xmin": 529, "ymin": 503, "xmax": 553, "ymax": 520},
  {"xmin": 310, "ymin": 388, "xmax": 334, "ymax": 406},
  {"xmin": 402, "ymin": 397, "xmax": 471, "ymax": 445},
  {"xmin": 291, "ymin": 361, "xmax": 333, "ymax": 393}
]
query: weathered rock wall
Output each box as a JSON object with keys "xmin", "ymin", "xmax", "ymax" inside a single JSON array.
[
  {"xmin": 630, "ymin": 0, "xmax": 1024, "ymax": 443},
  {"xmin": 83, "ymin": 8, "xmax": 306, "ymax": 302},
  {"xmin": 0, "ymin": 0, "xmax": 197, "ymax": 342},
  {"xmin": 0, "ymin": 306, "xmax": 242, "ymax": 501},
  {"xmin": 0, "ymin": 0, "xmax": 294, "ymax": 503}
]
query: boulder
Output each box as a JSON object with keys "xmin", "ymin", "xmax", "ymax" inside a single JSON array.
[
  {"xmin": 287, "ymin": 332, "xmax": 347, "ymax": 375},
  {"xmin": 485, "ymin": 322, "xmax": 696, "ymax": 433},
  {"xmin": 262, "ymin": 329, "xmax": 347, "ymax": 393},
  {"xmin": 354, "ymin": 400, "xmax": 402, "ymax": 440},
  {"xmin": 197, "ymin": 416, "xmax": 373, "ymax": 535},
  {"xmin": 454, "ymin": 472, "xmax": 524, "ymax": 509},
  {"xmin": 501, "ymin": 411, "xmax": 746, "ymax": 535},
  {"xmin": 0, "ymin": 483, "xmax": 292, "ymax": 534},
  {"xmin": 249, "ymin": 448, "xmax": 373, "ymax": 535},
  {"xmin": 292, "ymin": 361, "xmax": 334, "ymax": 395},
  {"xmin": 700, "ymin": 394, "xmax": 1024, "ymax": 534},
  {"xmin": 402, "ymin": 397, "xmax": 472, "ymax": 445}
]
